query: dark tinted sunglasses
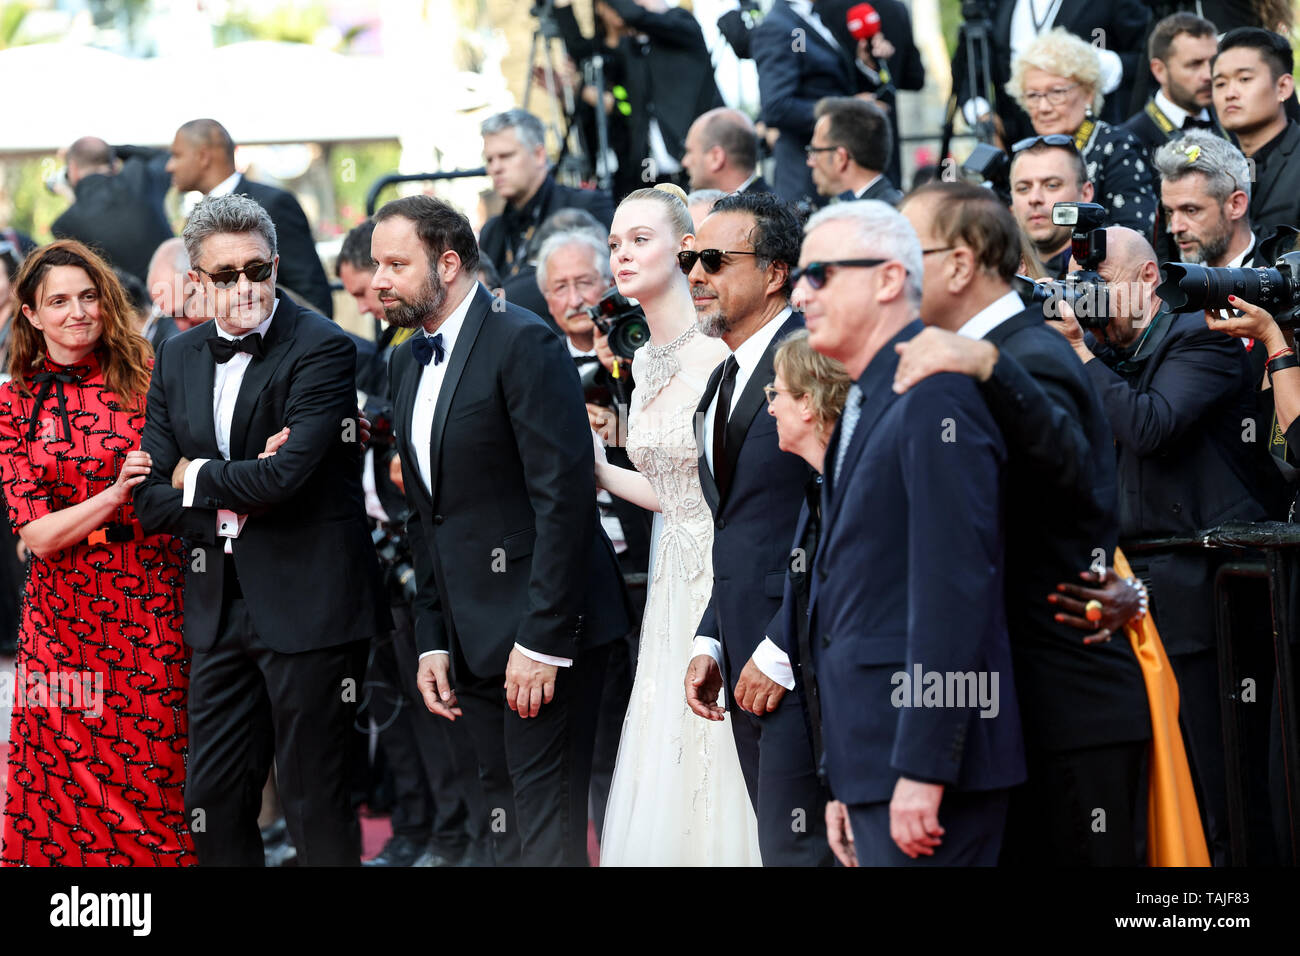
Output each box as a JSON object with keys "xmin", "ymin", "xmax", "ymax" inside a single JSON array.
[
  {"xmin": 790, "ymin": 258, "xmax": 888, "ymax": 290},
  {"xmin": 198, "ymin": 261, "xmax": 275, "ymax": 288},
  {"xmin": 677, "ymin": 248, "xmax": 760, "ymax": 275},
  {"xmin": 1011, "ymin": 133, "xmax": 1078, "ymax": 155}
]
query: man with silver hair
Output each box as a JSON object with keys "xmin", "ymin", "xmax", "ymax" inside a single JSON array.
[
  {"xmin": 134, "ymin": 192, "xmax": 390, "ymax": 867},
  {"xmin": 1154, "ymin": 129, "xmax": 1260, "ymax": 269},
  {"xmin": 478, "ymin": 109, "xmax": 614, "ymax": 322},
  {"xmin": 797, "ymin": 200, "xmax": 1025, "ymax": 866}
]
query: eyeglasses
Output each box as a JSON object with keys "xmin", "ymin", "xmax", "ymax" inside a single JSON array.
[
  {"xmin": 1022, "ymin": 84, "xmax": 1080, "ymax": 109},
  {"xmin": 1011, "ymin": 133, "xmax": 1079, "ymax": 155},
  {"xmin": 677, "ymin": 249, "xmax": 760, "ymax": 275},
  {"xmin": 763, "ymin": 384, "xmax": 797, "ymax": 404},
  {"xmin": 197, "ymin": 261, "xmax": 275, "ymax": 288},
  {"xmin": 921, "ymin": 246, "xmax": 956, "ymax": 256},
  {"xmin": 804, "ymin": 143, "xmax": 840, "ymax": 156},
  {"xmin": 545, "ymin": 277, "xmax": 602, "ymax": 299},
  {"xmin": 790, "ymin": 258, "xmax": 888, "ymax": 290}
]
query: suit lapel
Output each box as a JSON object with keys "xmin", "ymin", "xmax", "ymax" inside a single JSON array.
[
  {"xmin": 229, "ymin": 295, "xmax": 299, "ymax": 458},
  {"xmin": 426, "ymin": 284, "xmax": 492, "ymax": 498},
  {"xmin": 695, "ymin": 361, "xmax": 724, "ymax": 514},
  {"xmin": 787, "ymin": 3, "xmax": 855, "ymax": 88},
  {"xmin": 390, "ymin": 342, "xmax": 431, "ymax": 510},
  {"xmin": 1250, "ymin": 125, "xmax": 1300, "ymax": 224},
  {"xmin": 185, "ymin": 326, "xmax": 221, "ymax": 456}
]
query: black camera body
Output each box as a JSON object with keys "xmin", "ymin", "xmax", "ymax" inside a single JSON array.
[
  {"xmin": 1034, "ymin": 202, "xmax": 1112, "ymax": 330},
  {"xmin": 585, "ymin": 287, "xmax": 651, "ymax": 361},
  {"xmin": 372, "ymin": 524, "xmax": 418, "ymax": 606}
]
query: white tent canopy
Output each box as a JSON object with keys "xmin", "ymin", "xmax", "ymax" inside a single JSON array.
[{"xmin": 1, "ymin": 40, "xmax": 493, "ymax": 154}]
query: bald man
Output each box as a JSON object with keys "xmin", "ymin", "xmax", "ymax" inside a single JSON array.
[
  {"xmin": 166, "ymin": 118, "xmax": 334, "ymax": 317},
  {"xmin": 680, "ymin": 108, "xmax": 772, "ymax": 195},
  {"xmin": 51, "ymin": 136, "xmax": 173, "ymax": 282},
  {"xmin": 1049, "ymin": 226, "xmax": 1286, "ymax": 864}
]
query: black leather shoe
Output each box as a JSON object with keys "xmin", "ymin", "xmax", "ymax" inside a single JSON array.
[
  {"xmin": 411, "ymin": 845, "xmax": 458, "ymax": 867},
  {"xmin": 363, "ymin": 833, "xmax": 431, "ymax": 867}
]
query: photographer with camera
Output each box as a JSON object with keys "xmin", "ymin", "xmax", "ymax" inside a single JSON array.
[
  {"xmin": 1009, "ymin": 136, "xmax": 1095, "ymax": 278},
  {"xmin": 892, "ymin": 183, "xmax": 1150, "ymax": 865},
  {"xmin": 1049, "ymin": 222, "xmax": 1284, "ymax": 863}
]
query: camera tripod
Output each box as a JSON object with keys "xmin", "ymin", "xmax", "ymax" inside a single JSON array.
[
  {"xmin": 940, "ymin": 0, "xmax": 1001, "ymax": 162},
  {"xmin": 524, "ymin": 0, "xmax": 591, "ymax": 186}
]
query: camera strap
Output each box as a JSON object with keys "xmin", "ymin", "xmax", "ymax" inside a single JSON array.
[
  {"xmin": 1073, "ymin": 118, "xmax": 1097, "ymax": 154},
  {"xmin": 1112, "ymin": 308, "xmax": 1174, "ymax": 376}
]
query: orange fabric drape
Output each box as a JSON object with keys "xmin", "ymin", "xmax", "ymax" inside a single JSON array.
[{"xmin": 1114, "ymin": 548, "xmax": 1211, "ymax": 867}]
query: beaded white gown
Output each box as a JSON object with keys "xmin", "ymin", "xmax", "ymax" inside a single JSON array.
[{"xmin": 600, "ymin": 325, "xmax": 762, "ymax": 866}]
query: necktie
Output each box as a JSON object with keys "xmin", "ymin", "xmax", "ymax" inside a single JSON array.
[
  {"xmin": 411, "ymin": 332, "xmax": 446, "ymax": 367},
  {"xmin": 207, "ymin": 332, "xmax": 265, "ymax": 364},
  {"xmin": 712, "ymin": 356, "xmax": 739, "ymax": 495},
  {"xmin": 833, "ymin": 384, "xmax": 864, "ymax": 485}
]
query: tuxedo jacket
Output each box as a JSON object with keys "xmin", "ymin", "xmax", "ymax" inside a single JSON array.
[
  {"xmin": 133, "ymin": 292, "xmax": 389, "ymax": 653},
  {"xmin": 388, "ymin": 284, "xmax": 630, "ymax": 679},
  {"xmin": 752, "ymin": 1, "xmax": 859, "ymax": 205},
  {"xmin": 741, "ymin": 175, "xmax": 774, "ymax": 196},
  {"xmin": 809, "ymin": 320, "xmax": 1025, "ymax": 805},
  {"xmin": 234, "ymin": 176, "xmax": 334, "ymax": 318},
  {"xmin": 1120, "ymin": 100, "xmax": 1226, "ymax": 163},
  {"xmin": 1247, "ymin": 122, "xmax": 1300, "ymax": 240},
  {"xmin": 951, "ymin": 0, "xmax": 1151, "ymax": 145},
  {"xmin": 838, "ymin": 177, "xmax": 904, "ymax": 206},
  {"xmin": 977, "ymin": 308, "xmax": 1150, "ymax": 753},
  {"xmin": 694, "ymin": 313, "xmax": 809, "ymax": 686}
]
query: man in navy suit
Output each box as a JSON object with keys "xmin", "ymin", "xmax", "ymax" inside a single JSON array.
[
  {"xmin": 806, "ymin": 97, "xmax": 904, "ymax": 205},
  {"xmin": 680, "ymin": 191, "xmax": 829, "ymax": 865},
  {"xmin": 752, "ymin": 1, "xmax": 865, "ymax": 206},
  {"xmin": 797, "ymin": 200, "xmax": 1026, "ymax": 865}
]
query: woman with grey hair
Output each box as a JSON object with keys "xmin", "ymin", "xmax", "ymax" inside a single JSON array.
[{"xmin": 1007, "ymin": 28, "xmax": 1158, "ymax": 235}]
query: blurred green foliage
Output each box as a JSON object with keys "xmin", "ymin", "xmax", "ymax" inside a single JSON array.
[{"xmin": 327, "ymin": 141, "xmax": 402, "ymax": 233}]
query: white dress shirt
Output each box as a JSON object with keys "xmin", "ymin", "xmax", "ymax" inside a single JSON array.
[
  {"xmin": 788, "ymin": 0, "xmax": 842, "ymax": 52},
  {"xmin": 411, "ymin": 285, "xmax": 574, "ymax": 669},
  {"xmin": 956, "ymin": 290, "xmax": 1026, "ymax": 341},
  {"xmin": 181, "ymin": 301, "xmax": 279, "ymax": 554},
  {"xmin": 692, "ymin": 309, "xmax": 793, "ymax": 680},
  {"xmin": 1154, "ymin": 89, "xmax": 1212, "ymax": 130},
  {"xmin": 206, "ymin": 170, "xmax": 243, "ymax": 198}
]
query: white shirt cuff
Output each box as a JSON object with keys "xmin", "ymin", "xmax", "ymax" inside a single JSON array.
[
  {"xmin": 1097, "ymin": 48, "xmax": 1123, "ymax": 95},
  {"xmin": 962, "ymin": 97, "xmax": 991, "ymax": 127},
  {"xmin": 514, "ymin": 643, "xmax": 573, "ymax": 668},
  {"xmin": 691, "ymin": 636, "xmax": 723, "ymax": 668},
  {"xmin": 217, "ymin": 510, "xmax": 246, "ymax": 539},
  {"xmin": 752, "ymin": 637, "xmax": 796, "ymax": 691},
  {"xmin": 418, "ymin": 650, "xmax": 449, "ymax": 662},
  {"xmin": 181, "ymin": 457, "xmax": 210, "ymax": 508}
]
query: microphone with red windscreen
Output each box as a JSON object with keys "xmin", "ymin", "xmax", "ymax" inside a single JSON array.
[{"xmin": 845, "ymin": 3, "xmax": 893, "ymax": 92}]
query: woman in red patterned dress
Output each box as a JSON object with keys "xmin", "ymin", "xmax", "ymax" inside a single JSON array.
[{"xmin": 0, "ymin": 240, "xmax": 194, "ymax": 866}]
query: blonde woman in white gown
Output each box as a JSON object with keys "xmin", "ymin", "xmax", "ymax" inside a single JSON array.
[{"xmin": 594, "ymin": 185, "xmax": 762, "ymax": 866}]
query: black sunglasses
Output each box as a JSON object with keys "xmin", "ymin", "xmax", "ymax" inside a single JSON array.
[
  {"xmin": 677, "ymin": 249, "xmax": 760, "ymax": 275},
  {"xmin": 1011, "ymin": 133, "xmax": 1078, "ymax": 155},
  {"xmin": 197, "ymin": 261, "xmax": 275, "ymax": 288},
  {"xmin": 790, "ymin": 258, "xmax": 888, "ymax": 290}
]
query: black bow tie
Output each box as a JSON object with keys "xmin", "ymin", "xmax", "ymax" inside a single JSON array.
[
  {"xmin": 1184, "ymin": 117, "xmax": 1215, "ymax": 131},
  {"xmin": 411, "ymin": 332, "xmax": 446, "ymax": 367},
  {"xmin": 207, "ymin": 332, "xmax": 265, "ymax": 364}
]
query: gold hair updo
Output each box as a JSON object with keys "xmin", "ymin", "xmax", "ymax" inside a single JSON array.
[{"xmin": 618, "ymin": 182, "xmax": 694, "ymax": 240}]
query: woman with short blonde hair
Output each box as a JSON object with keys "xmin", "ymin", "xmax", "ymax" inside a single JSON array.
[{"xmin": 1006, "ymin": 28, "xmax": 1158, "ymax": 235}]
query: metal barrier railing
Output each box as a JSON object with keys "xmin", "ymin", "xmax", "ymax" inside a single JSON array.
[
  {"xmin": 365, "ymin": 169, "xmax": 488, "ymax": 217},
  {"xmin": 1124, "ymin": 521, "xmax": 1300, "ymax": 865}
]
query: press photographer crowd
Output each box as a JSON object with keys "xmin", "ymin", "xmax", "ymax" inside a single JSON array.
[{"xmin": 4, "ymin": 0, "xmax": 1300, "ymax": 870}]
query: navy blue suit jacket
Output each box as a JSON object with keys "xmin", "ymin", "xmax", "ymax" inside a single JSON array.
[
  {"xmin": 809, "ymin": 320, "xmax": 1025, "ymax": 805},
  {"xmin": 694, "ymin": 313, "xmax": 809, "ymax": 686},
  {"xmin": 752, "ymin": 1, "xmax": 857, "ymax": 205}
]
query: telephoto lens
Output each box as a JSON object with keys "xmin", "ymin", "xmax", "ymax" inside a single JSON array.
[{"xmin": 1158, "ymin": 251, "xmax": 1300, "ymax": 323}]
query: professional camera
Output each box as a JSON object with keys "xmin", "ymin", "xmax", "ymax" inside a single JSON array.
[
  {"xmin": 585, "ymin": 287, "xmax": 650, "ymax": 361},
  {"xmin": 1033, "ymin": 202, "xmax": 1112, "ymax": 330},
  {"xmin": 960, "ymin": 143, "xmax": 1010, "ymax": 203},
  {"xmin": 371, "ymin": 524, "xmax": 418, "ymax": 606},
  {"xmin": 1158, "ymin": 252, "xmax": 1300, "ymax": 327}
]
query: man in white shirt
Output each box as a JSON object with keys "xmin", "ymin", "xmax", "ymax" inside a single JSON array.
[
  {"xmin": 134, "ymin": 194, "xmax": 390, "ymax": 865},
  {"xmin": 377, "ymin": 195, "xmax": 630, "ymax": 866},
  {"xmin": 680, "ymin": 190, "xmax": 829, "ymax": 865},
  {"xmin": 1121, "ymin": 13, "xmax": 1221, "ymax": 162}
]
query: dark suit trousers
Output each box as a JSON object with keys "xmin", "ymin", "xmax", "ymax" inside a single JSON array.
[
  {"xmin": 731, "ymin": 697, "xmax": 833, "ymax": 866},
  {"xmin": 1000, "ymin": 742, "xmax": 1148, "ymax": 866},
  {"xmin": 849, "ymin": 789, "xmax": 1010, "ymax": 866},
  {"xmin": 185, "ymin": 592, "xmax": 367, "ymax": 866},
  {"xmin": 373, "ymin": 600, "xmax": 487, "ymax": 852},
  {"xmin": 455, "ymin": 642, "xmax": 611, "ymax": 866}
]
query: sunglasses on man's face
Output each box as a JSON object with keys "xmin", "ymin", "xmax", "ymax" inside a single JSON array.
[
  {"xmin": 789, "ymin": 258, "xmax": 888, "ymax": 290},
  {"xmin": 677, "ymin": 248, "xmax": 760, "ymax": 276},
  {"xmin": 198, "ymin": 261, "xmax": 275, "ymax": 288}
]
